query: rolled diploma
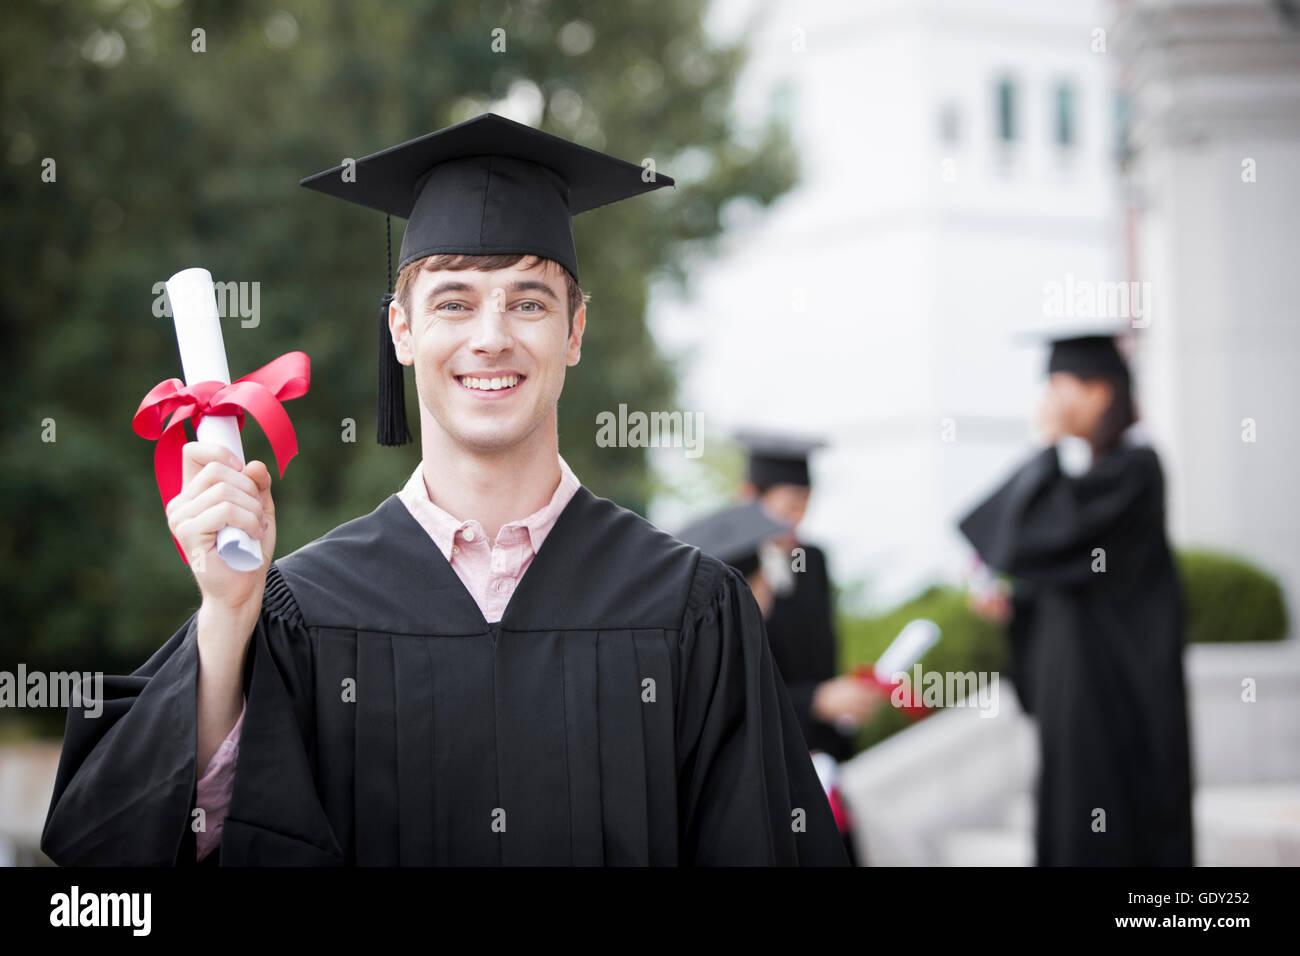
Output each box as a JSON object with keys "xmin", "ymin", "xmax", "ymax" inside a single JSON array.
[
  {"xmin": 164, "ymin": 267, "xmax": 263, "ymax": 572},
  {"xmin": 874, "ymin": 618, "xmax": 942, "ymax": 684},
  {"xmin": 835, "ymin": 619, "xmax": 943, "ymax": 734}
]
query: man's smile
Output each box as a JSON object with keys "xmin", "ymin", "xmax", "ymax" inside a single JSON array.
[{"xmin": 455, "ymin": 372, "xmax": 525, "ymax": 398}]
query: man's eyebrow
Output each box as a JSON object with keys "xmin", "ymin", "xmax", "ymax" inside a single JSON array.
[
  {"xmin": 423, "ymin": 280, "xmax": 476, "ymax": 305},
  {"xmin": 506, "ymin": 280, "xmax": 560, "ymax": 301}
]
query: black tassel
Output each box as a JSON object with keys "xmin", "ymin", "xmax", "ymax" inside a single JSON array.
[
  {"xmin": 377, "ymin": 214, "xmax": 411, "ymax": 446},
  {"xmin": 377, "ymin": 292, "xmax": 411, "ymax": 446}
]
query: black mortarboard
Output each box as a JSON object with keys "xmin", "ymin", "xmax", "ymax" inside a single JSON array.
[
  {"xmin": 675, "ymin": 502, "xmax": 790, "ymax": 578},
  {"xmin": 300, "ymin": 113, "xmax": 675, "ymax": 446},
  {"xmin": 1046, "ymin": 335, "xmax": 1130, "ymax": 382},
  {"xmin": 734, "ymin": 429, "xmax": 828, "ymax": 489}
]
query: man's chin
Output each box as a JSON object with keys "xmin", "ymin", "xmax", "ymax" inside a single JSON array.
[{"xmin": 447, "ymin": 423, "xmax": 537, "ymax": 456}]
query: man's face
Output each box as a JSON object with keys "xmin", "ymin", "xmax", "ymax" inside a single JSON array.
[
  {"xmin": 757, "ymin": 483, "xmax": 811, "ymax": 536},
  {"xmin": 391, "ymin": 259, "xmax": 585, "ymax": 455}
]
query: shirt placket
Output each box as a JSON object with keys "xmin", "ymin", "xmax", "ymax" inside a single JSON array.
[{"xmin": 488, "ymin": 527, "xmax": 526, "ymax": 610}]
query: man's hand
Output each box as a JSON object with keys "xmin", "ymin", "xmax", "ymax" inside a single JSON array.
[
  {"xmin": 812, "ymin": 675, "xmax": 883, "ymax": 726},
  {"xmin": 969, "ymin": 588, "xmax": 1012, "ymax": 625},
  {"xmin": 165, "ymin": 441, "xmax": 276, "ymax": 617}
]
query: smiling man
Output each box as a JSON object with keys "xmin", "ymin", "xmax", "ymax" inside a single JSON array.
[{"xmin": 41, "ymin": 114, "xmax": 848, "ymax": 866}]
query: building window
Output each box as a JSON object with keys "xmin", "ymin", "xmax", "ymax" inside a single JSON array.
[
  {"xmin": 938, "ymin": 102, "xmax": 961, "ymax": 145},
  {"xmin": 1054, "ymin": 82, "xmax": 1076, "ymax": 148},
  {"xmin": 995, "ymin": 76, "xmax": 1018, "ymax": 143}
]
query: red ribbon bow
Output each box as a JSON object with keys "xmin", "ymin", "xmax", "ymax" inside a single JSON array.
[
  {"xmin": 132, "ymin": 351, "xmax": 311, "ymax": 563},
  {"xmin": 852, "ymin": 664, "xmax": 931, "ymax": 720}
]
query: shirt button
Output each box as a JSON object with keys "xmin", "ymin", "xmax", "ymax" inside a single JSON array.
[
  {"xmin": 462, "ymin": 528, "xmax": 475, "ymax": 542},
  {"xmin": 495, "ymin": 580, "xmax": 508, "ymax": 591},
  {"xmin": 451, "ymin": 545, "xmax": 459, "ymax": 556}
]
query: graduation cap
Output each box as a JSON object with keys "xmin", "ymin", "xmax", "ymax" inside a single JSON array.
[
  {"xmin": 675, "ymin": 502, "xmax": 790, "ymax": 578},
  {"xmin": 300, "ymin": 113, "xmax": 675, "ymax": 445},
  {"xmin": 1012, "ymin": 322, "xmax": 1131, "ymax": 382},
  {"xmin": 1046, "ymin": 335, "xmax": 1130, "ymax": 381},
  {"xmin": 734, "ymin": 429, "xmax": 828, "ymax": 489}
]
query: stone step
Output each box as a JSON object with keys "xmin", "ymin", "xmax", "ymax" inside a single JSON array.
[
  {"xmin": 940, "ymin": 783, "xmax": 1300, "ymax": 866},
  {"xmin": 938, "ymin": 827, "xmax": 1033, "ymax": 867},
  {"xmin": 1194, "ymin": 783, "xmax": 1300, "ymax": 866}
]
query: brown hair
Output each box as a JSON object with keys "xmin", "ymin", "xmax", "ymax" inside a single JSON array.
[
  {"xmin": 394, "ymin": 253, "xmax": 587, "ymax": 332},
  {"xmin": 1089, "ymin": 373, "xmax": 1138, "ymax": 456}
]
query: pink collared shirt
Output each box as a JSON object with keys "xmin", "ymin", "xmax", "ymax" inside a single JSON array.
[
  {"xmin": 396, "ymin": 455, "xmax": 581, "ymax": 623},
  {"xmin": 194, "ymin": 456, "xmax": 581, "ymax": 861}
]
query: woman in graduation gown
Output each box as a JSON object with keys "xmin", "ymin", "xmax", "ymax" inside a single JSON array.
[{"xmin": 960, "ymin": 335, "xmax": 1193, "ymax": 866}]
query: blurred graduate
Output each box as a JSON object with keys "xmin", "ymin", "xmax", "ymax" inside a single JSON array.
[
  {"xmin": 735, "ymin": 431, "xmax": 878, "ymax": 763},
  {"xmin": 676, "ymin": 499, "xmax": 863, "ymax": 864},
  {"xmin": 959, "ymin": 331, "xmax": 1194, "ymax": 866},
  {"xmin": 42, "ymin": 115, "xmax": 847, "ymax": 866}
]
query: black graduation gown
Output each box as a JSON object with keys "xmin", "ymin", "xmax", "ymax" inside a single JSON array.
[
  {"xmin": 764, "ymin": 544, "xmax": 855, "ymax": 762},
  {"xmin": 959, "ymin": 442, "xmax": 1194, "ymax": 866},
  {"xmin": 41, "ymin": 487, "xmax": 848, "ymax": 866}
]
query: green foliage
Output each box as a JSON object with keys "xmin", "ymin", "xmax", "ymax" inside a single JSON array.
[
  {"xmin": 0, "ymin": 1, "xmax": 796, "ymax": 684},
  {"xmin": 1176, "ymin": 549, "xmax": 1289, "ymax": 645}
]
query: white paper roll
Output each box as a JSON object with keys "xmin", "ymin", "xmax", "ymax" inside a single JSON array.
[
  {"xmin": 164, "ymin": 268, "xmax": 263, "ymax": 573},
  {"xmin": 874, "ymin": 619, "xmax": 942, "ymax": 683}
]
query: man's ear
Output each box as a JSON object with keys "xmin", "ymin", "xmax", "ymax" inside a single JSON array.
[
  {"xmin": 565, "ymin": 301, "xmax": 587, "ymax": 367},
  {"xmin": 390, "ymin": 298, "xmax": 414, "ymax": 366}
]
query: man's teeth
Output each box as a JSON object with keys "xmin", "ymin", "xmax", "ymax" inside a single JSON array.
[{"xmin": 460, "ymin": 375, "xmax": 520, "ymax": 391}]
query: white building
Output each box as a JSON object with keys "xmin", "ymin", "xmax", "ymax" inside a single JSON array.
[{"xmin": 651, "ymin": 0, "xmax": 1127, "ymax": 610}]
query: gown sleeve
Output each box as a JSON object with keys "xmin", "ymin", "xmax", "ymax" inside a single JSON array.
[
  {"xmin": 674, "ymin": 556, "xmax": 850, "ymax": 866},
  {"xmin": 781, "ymin": 679, "xmax": 820, "ymax": 743},
  {"xmin": 39, "ymin": 562, "xmax": 327, "ymax": 866},
  {"xmin": 40, "ymin": 602, "xmax": 206, "ymax": 866},
  {"xmin": 958, "ymin": 445, "xmax": 1163, "ymax": 588},
  {"xmin": 214, "ymin": 564, "xmax": 342, "ymax": 865}
]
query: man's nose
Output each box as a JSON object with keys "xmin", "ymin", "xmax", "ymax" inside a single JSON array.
[{"xmin": 470, "ymin": 304, "xmax": 514, "ymax": 353}]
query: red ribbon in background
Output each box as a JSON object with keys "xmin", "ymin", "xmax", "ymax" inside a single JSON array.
[
  {"xmin": 852, "ymin": 663, "xmax": 931, "ymax": 720},
  {"xmin": 132, "ymin": 350, "xmax": 311, "ymax": 563}
]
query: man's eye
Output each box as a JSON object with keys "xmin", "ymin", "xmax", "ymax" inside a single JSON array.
[
  {"xmin": 516, "ymin": 300, "xmax": 542, "ymax": 313},
  {"xmin": 437, "ymin": 302, "xmax": 467, "ymax": 313}
]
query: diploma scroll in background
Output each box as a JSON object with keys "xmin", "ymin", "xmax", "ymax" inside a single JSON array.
[{"xmin": 164, "ymin": 267, "xmax": 263, "ymax": 573}]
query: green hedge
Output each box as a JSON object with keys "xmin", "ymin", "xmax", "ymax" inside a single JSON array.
[
  {"xmin": 1177, "ymin": 550, "xmax": 1289, "ymax": 645},
  {"xmin": 836, "ymin": 548, "xmax": 1289, "ymax": 752}
]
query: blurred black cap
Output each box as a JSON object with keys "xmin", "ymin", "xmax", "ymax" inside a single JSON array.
[
  {"xmin": 734, "ymin": 428, "xmax": 827, "ymax": 489},
  {"xmin": 1045, "ymin": 335, "xmax": 1129, "ymax": 381},
  {"xmin": 675, "ymin": 501, "xmax": 790, "ymax": 578}
]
